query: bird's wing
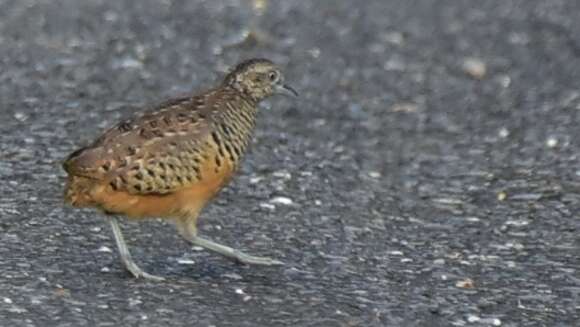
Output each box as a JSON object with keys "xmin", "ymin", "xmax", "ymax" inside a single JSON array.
[{"xmin": 63, "ymin": 92, "xmax": 228, "ymax": 195}]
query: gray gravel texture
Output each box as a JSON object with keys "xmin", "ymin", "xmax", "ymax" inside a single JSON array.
[{"xmin": 1, "ymin": 0, "xmax": 580, "ymax": 326}]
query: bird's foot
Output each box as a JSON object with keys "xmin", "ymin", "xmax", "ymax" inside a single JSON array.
[
  {"xmin": 123, "ymin": 260, "xmax": 166, "ymax": 281},
  {"xmin": 186, "ymin": 235, "xmax": 284, "ymax": 267},
  {"xmin": 126, "ymin": 267, "xmax": 166, "ymax": 282}
]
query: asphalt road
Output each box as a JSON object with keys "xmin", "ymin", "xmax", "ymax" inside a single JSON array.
[{"xmin": 1, "ymin": 0, "xmax": 579, "ymax": 326}]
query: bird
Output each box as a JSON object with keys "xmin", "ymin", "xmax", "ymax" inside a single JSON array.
[{"xmin": 62, "ymin": 58, "xmax": 298, "ymax": 281}]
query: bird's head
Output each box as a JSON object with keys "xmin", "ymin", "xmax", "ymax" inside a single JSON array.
[{"xmin": 223, "ymin": 58, "xmax": 298, "ymax": 102}]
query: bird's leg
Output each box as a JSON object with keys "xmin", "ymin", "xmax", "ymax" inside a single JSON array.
[
  {"xmin": 107, "ymin": 216, "xmax": 165, "ymax": 281},
  {"xmin": 190, "ymin": 236, "xmax": 284, "ymax": 266},
  {"xmin": 176, "ymin": 219, "xmax": 283, "ymax": 266}
]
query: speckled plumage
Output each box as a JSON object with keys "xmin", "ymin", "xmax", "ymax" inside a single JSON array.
[
  {"xmin": 64, "ymin": 90, "xmax": 256, "ymax": 196},
  {"xmin": 62, "ymin": 58, "xmax": 296, "ymax": 280}
]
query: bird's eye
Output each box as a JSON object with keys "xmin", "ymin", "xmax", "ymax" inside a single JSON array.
[{"xmin": 268, "ymin": 71, "xmax": 278, "ymax": 82}]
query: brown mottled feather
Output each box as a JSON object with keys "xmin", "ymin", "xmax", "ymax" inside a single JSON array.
[
  {"xmin": 64, "ymin": 86, "xmax": 258, "ymax": 214},
  {"xmin": 63, "ymin": 59, "xmax": 285, "ymax": 222}
]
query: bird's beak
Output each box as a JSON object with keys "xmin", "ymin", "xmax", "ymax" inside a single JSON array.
[{"xmin": 275, "ymin": 84, "xmax": 299, "ymax": 98}]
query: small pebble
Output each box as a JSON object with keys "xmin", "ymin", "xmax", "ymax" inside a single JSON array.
[
  {"xmin": 390, "ymin": 103, "xmax": 418, "ymax": 113},
  {"xmin": 177, "ymin": 259, "xmax": 195, "ymax": 265},
  {"xmin": 223, "ymin": 273, "xmax": 243, "ymax": 280},
  {"xmin": 97, "ymin": 246, "xmax": 112, "ymax": 253},
  {"xmin": 383, "ymin": 59, "xmax": 406, "ymax": 71},
  {"xmin": 128, "ymin": 298, "xmax": 143, "ymax": 306},
  {"xmin": 505, "ymin": 242, "xmax": 524, "ymax": 250},
  {"xmin": 308, "ymin": 47, "xmax": 321, "ymax": 58},
  {"xmin": 510, "ymin": 193, "xmax": 542, "ymax": 201},
  {"xmin": 462, "ymin": 58, "xmax": 487, "ymax": 79},
  {"xmin": 270, "ymin": 196, "xmax": 293, "ymax": 205},
  {"xmin": 113, "ymin": 57, "xmax": 143, "ymax": 69},
  {"xmin": 505, "ymin": 220, "xmax": 529, "ymax": 226},
  {"xmin": 497, "ymin": 75, "xmax": 511, "ymax": 88},
  {"xmin": 497, "ymin": 192, "xmax": 507, "ymax": 201},
  {"xmin": 467, "ymin": 315, "xmax": 480, "ymax": 323},
  {"xmin": 456, "ymin": 278, "xmax": 475, "ymax": 289},
  {"xmin": 7, "ymin": 306, "xmax": 27, "ymax": 314},
  {"xmin": 273, "ymin": 171, "xmax": 291, "ymax": 180},
  {"xmin": 432, "ymin": 198, "xmax": 463, "ymax": 205},
  {"xmin": 14, "ymin": 112, "xmax": 27, "ymax": 121},
  {"xmin": 546, "ymin": 137, "xmax": 558, "ymax": 148},
  {"xmin": 383, "ymin": 31, "xmax": 404, "ymax": 45},
  {"xmin": 259, "ymin": 203, "xmax": 276, "ymax": 210},
  {"xmin": 249, "ymin": 177, "xmax": 262, "ymax": 184},
  {"xmin": 498, "ymin": 127, "xmax": 509, "ymax": 138},
  {"xmin": 433, "ymin": 258, "xmax": 445, "ymax": 265}
]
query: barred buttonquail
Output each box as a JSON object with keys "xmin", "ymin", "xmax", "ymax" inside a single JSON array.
[{"xmin": 63, "ymin": 58, "xmax": 297, "ymax": 280}]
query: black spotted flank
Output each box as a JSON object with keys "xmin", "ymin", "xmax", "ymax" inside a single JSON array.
[{"xmin": 211, "ymin": 132, "xmax": 221, "ymax": 147}]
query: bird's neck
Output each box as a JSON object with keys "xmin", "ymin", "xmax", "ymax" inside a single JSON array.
[
  {"xmin": 222, "ymin": 94, "xmax": 258, "ymax": 136},
  {"xmin": 208, "ymin": 92, "xmax": 259, "ymax": 166},
  {"xmin": 221, "ymin": 82, "xmax": 265, "ymax": 104}
]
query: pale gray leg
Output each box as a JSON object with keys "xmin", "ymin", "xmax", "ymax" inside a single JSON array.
[
  {"xmin": 191, "ymin": 235, "xmax": 284, "ymax": 266},
  {"xmin": 107, "ymin": 216, "xmax": 165, "ymax": 281},
  {"xmin": 176, "ymin": 220, "xmax": 283, "ymax": 266}
]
